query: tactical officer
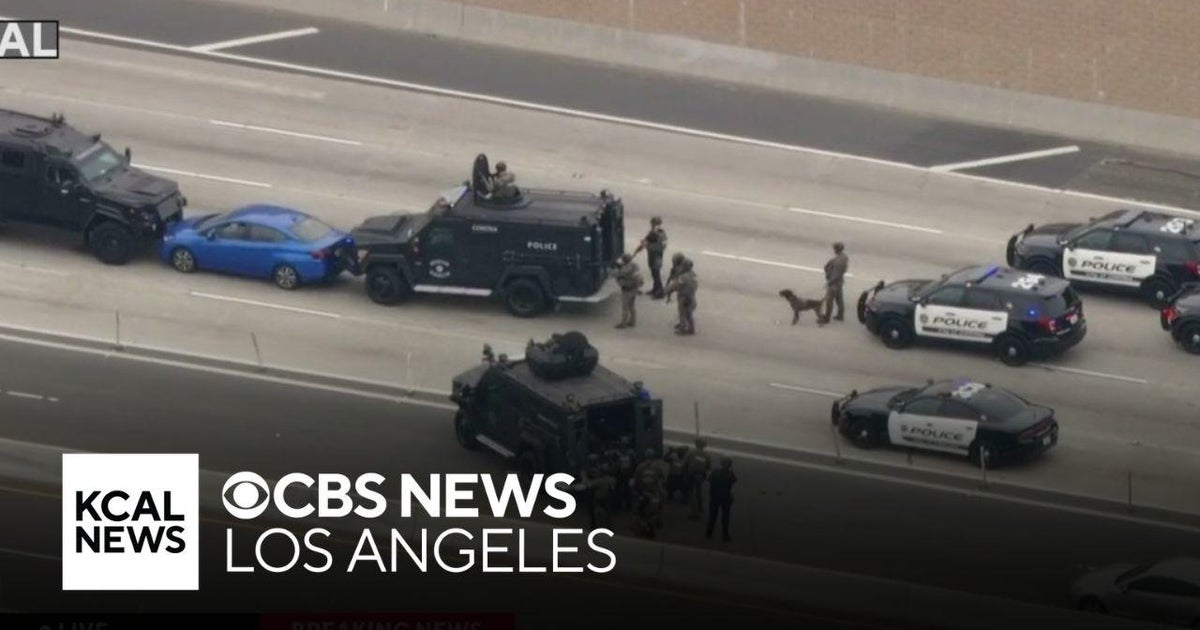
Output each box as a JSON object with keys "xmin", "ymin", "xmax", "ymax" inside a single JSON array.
[
  {"xmin": 634, "ymin": 217, "xmax": 668, "ymax": 298},
  {"xmin": 683, "ymin": 438, "xmax": 711, "ymax": 519},
  {"xmin": 665, "ymin": 256, "xmax": 698, "ymax": 335},
  {"xmin": 613, "ymin": 253, "xmax": 644, "ymax": 329},
  {"xmin": 818, "ymin": 242, "xmax": 849, "ymax": 324},
  {"xmin": 665, "ymin": 446, "xmax": 687, "ymax": 502},
  {"xmin": 489, "ymin": 161, "xmax": 517, "ymax": 199},
  {"xmin": 705, "ymin": 457, "xmax": 737, "ymax": 542},
  {"xmin": 612, "ymin": 437, "xmax": 636, "ymax": 512},
  {"xmin": 666, "ymin": 251, "xmax": 690, "ymax": 289},
  {"xmin": 634, "ymin": 448, "xmax": 667, "ymax": 503}
]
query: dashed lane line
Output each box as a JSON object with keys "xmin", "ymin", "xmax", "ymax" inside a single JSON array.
[
  {"xmin": 1028, "ymin": 363, "xmax": 1148, "ymax": 385},
  {"xmin": 209, "ymin": 119, "xmax": 362, "ymax": 145},
  {"xmin": 786, "ymin": 207, "xmax": 943, "ymax": 234},
  {"xmin": 134, "ymin": 163, "xmax": 272, "ymax": 188},
  {"xmin": 929, "ymin": 145, "xmax": 1081, "ymax": 173},
  {"xmin": 189, "ymin": 27, "xmax": 320, "ymax": 53},
  {"xmin": 702, "ymin": 250, "xmax": 856, "ymax": 277},
  {"xmin": 188, "ymin": 291, "xmax": 341, "ymax": 318},
  {"xmin": 768, "ymin": 383, "xmax": 845, "ymax": 398}
]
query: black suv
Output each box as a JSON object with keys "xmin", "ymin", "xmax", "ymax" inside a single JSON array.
[
  {"xmin": 449, "ymin": 332, "xmax": 664, "ymax": 478},
  {"xmin": 1162, "ymin": 284, "xmax": 1200, "ymax": 355},
  {"xmin": 1007, "ymin": 209, "xmax": 1200, "ymax": 307},
  {"xmin": 856, "ymin": 264, "xmax": 1086, "ymax": 366},
  {"xmin": 351, "ymin": 155, "xmax": 625, "ymax": 317},
  {"xmin": 0, "ymin": 110, "xmax": 185, "ymax": 264}
]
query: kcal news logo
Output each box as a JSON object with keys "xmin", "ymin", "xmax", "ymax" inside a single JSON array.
[
  {"xmin": 61, "ymin": 454, "xmax": 199, "ymax": 590},
  {"xmin": 0, "ymin": 21, "xmax": 58, "ymax": 59}
]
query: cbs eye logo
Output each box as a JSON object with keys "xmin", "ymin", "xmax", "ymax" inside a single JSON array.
[{"xmin": 222, "ymin": 471, "xmax": 270, "ymax": 519}]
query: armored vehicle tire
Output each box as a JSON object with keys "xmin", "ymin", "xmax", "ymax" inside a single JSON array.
[
  {"xmin": 1180, "ymin": 323, "xmax": 1200, "ymax": 355},
  {"xmin": 169, "ymin": 247, "xmax": 197, "ymax": 273},
  {"xmin": 994, "ymin": 334, "xmax": 1031, "ymax": 367},
  {"xmin": 1141, "ymin": 276, "xmax": 1176, "ymax": 309},
  {"xmin": 89, "ymin": 222, "xmax": 136, "ymax": 265},
  {"xmin": 878, "ymin": 318, "xmax": 914, "ymax": 349},
  {"xmin": 1026, "ymin": 258, "xmax": 1058, "ymax": 276},
  {"xmin": 516, "ymin": 449, "xmax": 544, "ymax": 483},
  {"xmin": 273, "ymin": 264, "xmax": 301, "ymax": 290},
  {"xmin": 366, "ymin": 266, "xmax": 411, "ymax": 305},
  {"xmin": 504, "ymin": 279, "xmax": 548, "ymax": 318},
  {"xmin": 453, "ymin": 411, "xmax": 480, "ymax": 450}
]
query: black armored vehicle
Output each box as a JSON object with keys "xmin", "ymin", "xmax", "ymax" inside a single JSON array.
[
  {"xmin": 1162, "ymin": 284, "xmax": 1200, "ymax": 355},
  {"xmin": 0, "ymin": 110, "xmax": 186, "ymax": 264},
  {"xmin": 350, "ymin": 154, "xmax": 625, "ymax": 317},
  {"xmin": 449, "ymin": 332, "xmax": 664, "ymax": 478}
]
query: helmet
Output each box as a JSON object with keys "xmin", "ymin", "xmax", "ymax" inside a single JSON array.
[
  {"xmin": 672, "ymin": 252, "xmax": 686, "ymax": 264},
  {"xmin": 833, "ymin": 241, "xmax": 844, "ymax": 253},
  {"xmin": 650, "ymin": 216, "xmax": 662, "ymax": 226},
  {"xmin": 496, "ymin": 161, "xmax": 507, "ymax": 171}
]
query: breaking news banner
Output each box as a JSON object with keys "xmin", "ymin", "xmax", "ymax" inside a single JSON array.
[{"xmin": 0, "ymin": 20, "xmax": 59, "ymax": 59}]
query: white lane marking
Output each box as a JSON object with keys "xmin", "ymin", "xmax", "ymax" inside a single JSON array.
[
  {"xmin": 133, "ymin": 164, "xmax": 272, "ymax": 188},
  {"xmin": 39, "ymin": 21, "xmax": 1200, "ymax": 219},
  {"xmin": 0, "ymin": 261, "xmax": 70, "ymax": 276},
  {"xmin": 209, "ymin": 119, "xmax": 362, "ymax": 146},
  {"xmin": 929, "ymin": 145, "xmax": 1081, "ymax": 173},
  {"xmin": 0, "ymin": 547, "xmax": 60, "ymax": 562},
  {"xmin": 188, "ymin": 291, "xmax": 341, "ymax": 318},
  {"xmin": 1028, "ymin": 363, "xmax": 1148, "ymax": 385},
  {"xmin": 702, "ymin": 250, "xmax": 855, "ymax": 278},
  {"xmin": 786, "ymin": 207, "xmax": 943, "ymax": 235},
  {"xmin": 768, "ymin": 383, "xmax": 845, "ymax": 398},
  {"xmin": 189, "ymin": 27, "xmax": 320, "ymax": 53},
  {"xmin": 5, "ymin": 391, "xmax": 45, "ymax": 401}
]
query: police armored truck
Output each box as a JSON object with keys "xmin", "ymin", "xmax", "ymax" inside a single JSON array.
[
  {"xmin": 857, "ymin": 264, "xmax": 1086, "ymax": 366},
  {"xmin": 0, "ymin": 110, "xmax": 186, "ymax": 264},
  {"xmin": 449, "ymin": 331, "xmax": 664, "ymax": 478},
  {"xmin": 351, "ymin": 154, "xmax": 624, "ymax": 317},
  {"xmin": 1007, "ymin": 209, "xmax": 1200, "ymax": 307},
  {"xmin": 1162, "ymin": 283, "xmax": 1200, "ymax": 355}
]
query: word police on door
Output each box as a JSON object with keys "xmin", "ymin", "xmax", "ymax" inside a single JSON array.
[{"xmin": 0, "ymin": 21, "xmax": 59, "ymax": 59}]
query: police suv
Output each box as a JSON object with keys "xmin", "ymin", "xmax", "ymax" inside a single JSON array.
[
  {"xmin": 831, "ymin": 378, "xmax": 1058, "ymax": 465},
  {"xmin": 856, "ymin": 264, "xmax": 1086, "ymax": 366},
  {"xmin": 350, "ymin": 154, "xmax": 624, "ymax": 317},
  {"xmin": 1162, "ymin": 284, "xmax": 1200, "ymax": 355},
  {"xmin": 1007, "ymin": 209, "xmax": 1200, "ymax": 307}
]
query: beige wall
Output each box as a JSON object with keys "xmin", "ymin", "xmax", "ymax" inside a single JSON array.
[{"xmin": 459, "ymin": 0, "xmax": 1200, "ymax": 120}]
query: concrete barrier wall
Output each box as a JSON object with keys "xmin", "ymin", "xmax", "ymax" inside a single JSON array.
[{"xmin": 192, "ymin": 0, "xmax": 1200, "ymax": 156}]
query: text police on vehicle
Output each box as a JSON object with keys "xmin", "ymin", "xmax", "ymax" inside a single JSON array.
[
  {"xmin": 1007, "ymin": 209, "xmax": 1200, "ymax": 307},
  {"xmin": 856, "ymin": 264, "xmax": 1086, "ymax": 366},
  {"xmin": 831, "ymin": 378, "xmax": 1058, "ymax": 465},
  {"xmin": 1161, "ymin": 283, "xmax": 1200, "ymax": 355}
]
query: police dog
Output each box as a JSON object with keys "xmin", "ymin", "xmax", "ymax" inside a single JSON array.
[{"xmin": 779, "ymin": 289, "xmax": 824, "ymax": 325}]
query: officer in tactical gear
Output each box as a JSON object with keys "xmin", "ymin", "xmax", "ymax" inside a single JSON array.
[
  {"xmin": 706, "ymin": 456, "xmax": 737, "ymax": 542},
  {"xmin": 634, "ymin": 217, "xmax": 668, "ymax": 298},
  {"xmin": 683, "ymin": 438, "xmax": 712, "ymax": 519},
  {"xmin": 489, "ymin": 161, "xmax": 517, "ymax": 199},
  {"xmin": 610, "ymin": 436, "xmax": 636, "ymax": 512},
  {"xmin": 613, "ymin": 253, "xmax": 644, "ymax": 329},
  {"xmin": 665, "ymin": 255, "xmax": 698, "ymax": 335},
  {"xmin": 665, "ymin": 446, "xmax": 688, "ymax": 502},
  {"xmin": 818, "ymin": 241, "xmax": 849, "ymax": 324}
]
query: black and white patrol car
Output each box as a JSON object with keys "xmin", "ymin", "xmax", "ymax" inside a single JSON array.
[
  {"xmin": 1162, "ymin": 283, "xmax": 1200, "ymax": 355},
  {"xmin": 857, "ymin": 264, "xmax": 1086, "ymax": 366},
  {"xmin": 831, "ymin": 378, "xmax": 1058, "ymax": 465},
  {"xmin": 1007, "ymin": 209, "xmax": 1200, "ymax": 307}
]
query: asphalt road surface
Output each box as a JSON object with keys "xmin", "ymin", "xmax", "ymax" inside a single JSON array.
[
  {"xmin": 4, "ymin": 0, "xmax": 1200, "ymax": 209},
  {"xmin": 1, "ymin": 336, "xmax": 1198, "ymax": 619}
]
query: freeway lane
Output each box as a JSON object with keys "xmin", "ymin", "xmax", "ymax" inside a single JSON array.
[
  {"xmin": 0, "ymin": 39, "xmax": 1199, "ymax": 515},
  {"xmin": 4, "ymin": 0, "xmax": 1200, "ymax": 209},
  {"xmin": 1, "ymin": 337, "xmax": 1199, "ymax": 613}
]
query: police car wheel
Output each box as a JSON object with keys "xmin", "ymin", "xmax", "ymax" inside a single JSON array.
[
  {"xmin": 1027, "ymin": 258, "xmax": 1058, "ymax": 276},
  {"xmin": 994, "ymin": 334, "xmax": 1031, "ymax": 367},
  {"xmin": 878, "ymin": 318, "xmax": 914, "ymax": 349},
  {"xmin": 454, "ymin": 411, "xmax": 480, "ymax": 450},
  {"xmin": 847, "ymin": 419, "xmax": 880, "ymax": 448},
  {"xmin": 365, "ymin": 266, "xmax": 410, "ymax": 305},
  {"xmin": 504, "ymin": 279, "xmax": 547, "ymax": 318},
  {"xmin": 1142, "ymin": 276, "xmax": 1176, "ymax": 308},
  {"xmin": 1180, "ymin": 323, "xmax": 1200, "ymax": 355}
]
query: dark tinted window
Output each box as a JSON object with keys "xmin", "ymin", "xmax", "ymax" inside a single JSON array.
[
  {"xmin": 1038, "ymin": 286, "xmax": 1080, "ymax": 316},
  {"xmin": 0, "ymin": 149, "xmax": 25, "ymax": 170},
  {"xmin": 1073, "ymin": 229, "xmax": 1112, "ymax": 249},
  {"xmin": 214, "ymin": 222, "xmax": 249, "ymax": 240},
  {"xmin": 902, "ymin": 398, "xmax": 942, "ymax": 416},
  {"xmin": 938, "ymin": 401, "xmax": 980, "ymax": 420},
  {"xmin": 926, "ymin": 286, "xmax": 965, "ymax": 306},
  {"xmin": 427, "ymin": 227, "xmax": 455, "ymax": 248},
  {"xmin": 1153, "ymin": 237, "xmax": 1195, "ymax": 260},
  {"xmin": 967, "ymin": 390, "xmax": 1028, "ymax": 421},
  {"xmin": 249, "ymin": 225, "xmax": 286, "ymax": 243},
  {"xmin": 1112, "ymin": 232, "xmax": 1151, "ymax": 254},
  {"xmin": 963, "ymin": 289, "xmax": 1002, "ymax": 310}
]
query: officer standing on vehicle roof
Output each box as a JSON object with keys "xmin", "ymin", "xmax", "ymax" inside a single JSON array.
[
  {"xmin": 665, "ymin": 255, "xmax": 698, "ymax": 335},
  {"xmin": 634, "ymin": 217, "xmax": 668, "ymax": 298},
  {"xmin": 706, "ymin": 457, "xmax": 737, "ymax": 542},
  {"xmin": 489, "ymin": 161, "xmax": 517, "ymax": 199},
  {"xmin": 818, "ymin": 242, "xmax": 849, "ymax": 325},
  {"xmin": 614, "ymin": 253, "xmax": 644, "ymax": 329}
]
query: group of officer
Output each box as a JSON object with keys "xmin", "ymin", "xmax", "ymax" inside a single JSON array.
[
  {"xmin": 575, "ymin": 437, "xmax": 737, "ymax": 542},
  {"xmin": 614, "ymin": 217, "xmax": 699, "ymax": 335}
]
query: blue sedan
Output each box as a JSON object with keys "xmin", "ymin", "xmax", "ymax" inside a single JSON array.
[{"xmin": 160, "ymin": 205, "xmax": 356, "ymax": 289}]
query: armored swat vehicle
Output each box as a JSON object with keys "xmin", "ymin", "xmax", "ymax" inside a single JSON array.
[
  {"xmin": 449, "ymin": 331, "xmax": 664, "ymax": 477},
  {"xmin": 0, "ymin": 110, "xmax": 186, "ymax": 264},
  {"xmin": 350, "ymin": 154, "xmax": 625, "ymax": 317}
]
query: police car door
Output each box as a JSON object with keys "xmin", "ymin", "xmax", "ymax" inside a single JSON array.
[
  {"xmin": 887, "ymin": 396, "xmax": 978, "ymax": 456},
  {"xmin": 915, "ymin": 285, "xmax": 1006, "ymax": 343},
  {"xmin": 1064, "ymin": 228, "xmax": 1155, "ymax": 287}
]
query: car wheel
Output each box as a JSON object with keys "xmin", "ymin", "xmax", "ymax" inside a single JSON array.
[
  {"xmin": 1141, "ymin": 276, "xmax": 1177, "ymax": 308},
  {"xmin": 878, "ymin": 317, "xmax": 914, "ymax": 349},
  {"xmin": 1180, "ymin": 323, "xmax": 1200, "ymax": 355},
  {"xmin": 88, "ymin": 222, "xmax": 136, "ymax": 265},
  {"xmin": 365, "ymin": 266, "xmax": 410, "ymax": 305},
  {"xmin": 846, "ymin": 419, "xmax": 880, "ymax": 449},
  {"xmin": 516, "ymin": 449, "xmax": 543, "ymax": 484},
  {"xmin": 504, "ymin": 278, "xmax": 548, "ymax": 318},
  {"xmin": 272, "ymin": 264, "xmax": 300, "ymax": 290},
  {"xmin": 1076, "ymin": 597, "xmax": 1107, "ymax": 614},
  {"xmin": 1027, "ymin": 258, "xmax": 1058, "ymax": 277},
  {"xmin": 994, "ymin": 333, "xmax": 1031, "ymax": 367},
  {"xmin": 454, "ymin": 411, "xmax": 480, "ymax": 450},
  {"xmin": 969, "ymin": 440, "xmax": 997, "ymax": 467},
  {"xmin": 169, "ymin": 247, "xmax": 197, "ymax": 273}
]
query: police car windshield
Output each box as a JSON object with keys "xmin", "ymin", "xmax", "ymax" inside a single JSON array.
[
  {"xmin": 969, "ymin": 389, "xmax": 1029, "ymax": 421},
  {"xmin": 72, "ymin": 142, "xmax": 125, "ymax": 183}
]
